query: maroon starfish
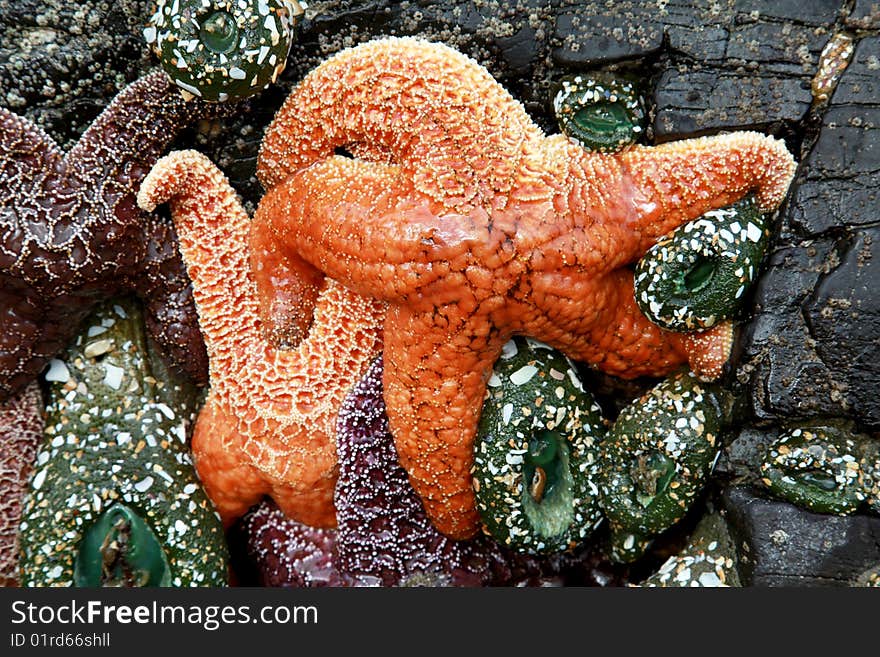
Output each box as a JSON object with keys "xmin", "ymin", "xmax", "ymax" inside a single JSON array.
[
  {"xmin": 0, "ymin": 72, "xmax": 228, "ymax": 399},
  {"xmin": 0, "ymin": 382, "xmax": 43, "ymax": 586}
]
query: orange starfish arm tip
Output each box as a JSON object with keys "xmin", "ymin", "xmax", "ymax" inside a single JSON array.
[{"xmin": 139, "ymin": 150, "xmax": 383, "ymax": 528}]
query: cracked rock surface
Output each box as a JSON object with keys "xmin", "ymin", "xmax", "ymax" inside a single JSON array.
[
  {"xmin": 743, "ymin": 33, "xmax": 880, "ymax": 428},
  {"xmin": 722, "ymin": 487, "xmax": 880, "ymax": 586}
]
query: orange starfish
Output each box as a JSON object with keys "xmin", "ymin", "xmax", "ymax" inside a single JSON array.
[
  {"xmin": 137, "ymin": 150, "xmax": 384, "ymax": 527},
  {"xmin": 254, "ymin": 37, "xmax": 797, "ymax": 539}
]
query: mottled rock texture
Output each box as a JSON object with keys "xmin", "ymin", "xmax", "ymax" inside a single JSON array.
[
  {"xmin": 723, "ymin": 486, "xmax": 880, "ymax": 586},
  {"xmin": 743, "ymin": 34, "xmax": 880, "ymax": 428}
]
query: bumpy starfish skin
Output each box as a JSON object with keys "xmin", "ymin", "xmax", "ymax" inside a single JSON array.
[
  {"xmin": 242, "ymin": 357, "xmax": 561, "ymax": 587},
  {"xmin": 0, "ymin": 72, "xmax": 215, "ymax": 401},
  {"xmin": 335, "ymin": 357, "xmax": 555, "ymax": 586},
  {"xmin": 137, "ymin": 150, "xmax": 384, "ymax": 527},
  {"xmin": 242, "ymin": 500, "xmax": 341, "ymax": 587},
  {"xmin": 0, "ymin": 382, "xmax": 43, "ymax": 587},
  {"xmin": 254, "ymin": 38, "xmax": 797, "ymax": 539}
]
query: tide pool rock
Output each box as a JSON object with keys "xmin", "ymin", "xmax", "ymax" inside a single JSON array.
[{"xmin": 722, "ymin": 485, "xmax": 880, "ymax": 587}]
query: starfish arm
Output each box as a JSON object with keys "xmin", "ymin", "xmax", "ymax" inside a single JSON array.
[
  {"xmin": 255, "ymin": 155, "xmax": 486, "ymax": 304},
  {"xmin": 139, "ymin": 151, "xmax": 384, "ymax": 525},
  {"xmin": 257, "ymin": 37, "xmax": 543, "ymax": 210},
  {"xmin": 249, "ymin": 279, "xmax": 383, "ymax": 523},
  {"xmin": 0, "ymin": 293, "xmax": 95, "ymax": 401},
  {"xmin": 4, "ymin": 73, "xmax": 225, "ymax": 291},
  {"xmin": 382, "ymin": 306, "xmax": 506, "ymax": 539},
  {"xmin": 545, "ymin": 269, "xmax": 691, "ymax": 378},
  {"xmin": 0, "ymin": 381, "xmax": 44, "ymax": 586},
  {"xmin": 65, "ymin": 72, "xmax": 223, "ymax": 194},
  {"xmin": 0, "ymin": 75, "xmax": 227, "ymax": 401},
  {"xmin": 137, "ymin": 150, "xmax": 265, "ymax": 372},
  {"xmin": 677, "ymin": 321, "xmax": 736, "ymax": 381},
  {"xmin": 0, "ymin": 110, "xmax": 63, "ymax": 307},
  {"xmin": 248, "ymin": 208, "xmax": 325, "ymax": 347},
  {"xmin": 136, "ymin": 213, "xmax": 209, "ymax": 384},
  {"xmin": 192, "ymin": 397, "xmax": 271, "ymax": 527},
  {"xmin": 536, "ymin": 268, "xmax": 732, "ymax": 380},
  {"xmin": 192, "ymin": 396, "xmax": 339, "ymax": 529},
  {"xmin": 0, "ymin": 108, "xmax": 62, "ymax": 213},
  {"xmin": 575, "ymin": 131, "xmax": 796, "ymax": 264}
]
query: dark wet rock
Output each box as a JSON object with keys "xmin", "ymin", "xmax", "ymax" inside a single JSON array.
[
  {"xmin": 726, "ymin": 17, "xmax": 833, "ymax": 75},
  {"xmin": 548, "ymin": 0, "xmax": 840, "ymax": 68},
  {"xmin": 789, "ymin": 37, "xmax": 880, "ymax": 237},
  {"xmin": 552, "ymin": 9, "xmax": 664, "ymax": 65},
  {"xmin": 0, "ymin": 0, "xmax": 154, "ymax": 147},
  {"xmin": 803, "ymin": 228, "xmax": 880, "ymax": 426},
  {"xmin": 721, "ymin": 486, "xmax": 880, "ymax": 586},
  {"xmin": 653, "ymin": 70, "xmax": 812, "ymax": 138},
  {"xmin": 716, "ymin": 427, "xmax": 777, "ymax": 484},
  {"xmin": 739, "ymin": 239, "xmax": 853, "ymax": 422},
  {"xmin": 548, "ymin": 1, "xmax": 839, "ymax": 139},
  {"xmin": 742, "ymin": 35, "xmax": 880, "ymax": 429},
  {"xmin": 736, "ymin": 0, "xmax": 840, "ymax": 25},
  {"xmin": 665, "ymin": 23, "xmax": 728, "ymax": 62},
  {"xmin": 846, "ymin": 0, "xmax": 880, "ymax": 29}
]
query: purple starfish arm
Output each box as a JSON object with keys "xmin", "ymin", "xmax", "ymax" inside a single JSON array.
[
  {"xmin": 0, "ymin": 72, "xmax": 229, "ymax": 400},
  {"xmin": 242, "ymin": 500, "xmax": 342, "ymax": 588},
  {"xmin": 0, "ymin": 108, "xmax": 62, "ymax": 205},
  {"xmin": 334, "ymin": 356, "xmax": 552, "ymax": 587},
  {"xmin": 0, "ymin": 382, "xmax": 43, "ymax": 586}
]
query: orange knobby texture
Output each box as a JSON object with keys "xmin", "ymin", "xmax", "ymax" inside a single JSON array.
[
  {"xmin": 253, "ymin": 38, "xmax": 797, "ymax": 540},
  {"xmin": 137, "ymin": 150, "xmax": 384, "ymax": 527}
]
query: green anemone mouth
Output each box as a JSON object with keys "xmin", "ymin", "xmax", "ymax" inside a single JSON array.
[
  {"xmin": 573, "ymin": 101, "xmax": 631, "ymax": 134},
  {"xmin": 679, "ymin": 254, "xmax": 720, "ymax": 295},
  {"xmin": 633, "ymin": 195, "xmax": 768, "ymax": 332},
  {"xmin": 528, "ymin": 429, "xmax": 560, "ymax": 470},
  {"xmin": 554, "ymin": 74, "xmax": 645, "ymax": 153},
  {"xmin": 760, "ymin": 424, "xmax": 873, "ymax": 515},
  {"xmin": 797, "ymin": 468, "xmax": 840, "ymax": 492},
  {"xmin": 199, "ymin": 10, "xmax": 239, "ymax": 55},
  {"xmin": 73, "ymin": 504, "xmax": 171, "ymax": 587},
  {"xmin": 631, "ymin": 452, "xmax": 676, "ymax": 509},
  {"xmin": 522, "ymin": 430, "xmax": 575, "ymax": 539}
]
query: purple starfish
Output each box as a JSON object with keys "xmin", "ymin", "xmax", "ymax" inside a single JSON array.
[
  {"xmin": 241, "ymin": 501, "xmax": 341, "ymax": 588},
  {"xmin": 0, "ymin": 382, "xmax": 43, "ymax": 586},
  {"xmin": 334, "ymin": 357, "xmax": 556, "ymax": 587},
  {"xmin": 0, "ymin": 72, "xmax": 226, "ymax": 400},
  {"xmin": 244, "ymin": 357, "xmax": 595, "ymax": 587}
]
